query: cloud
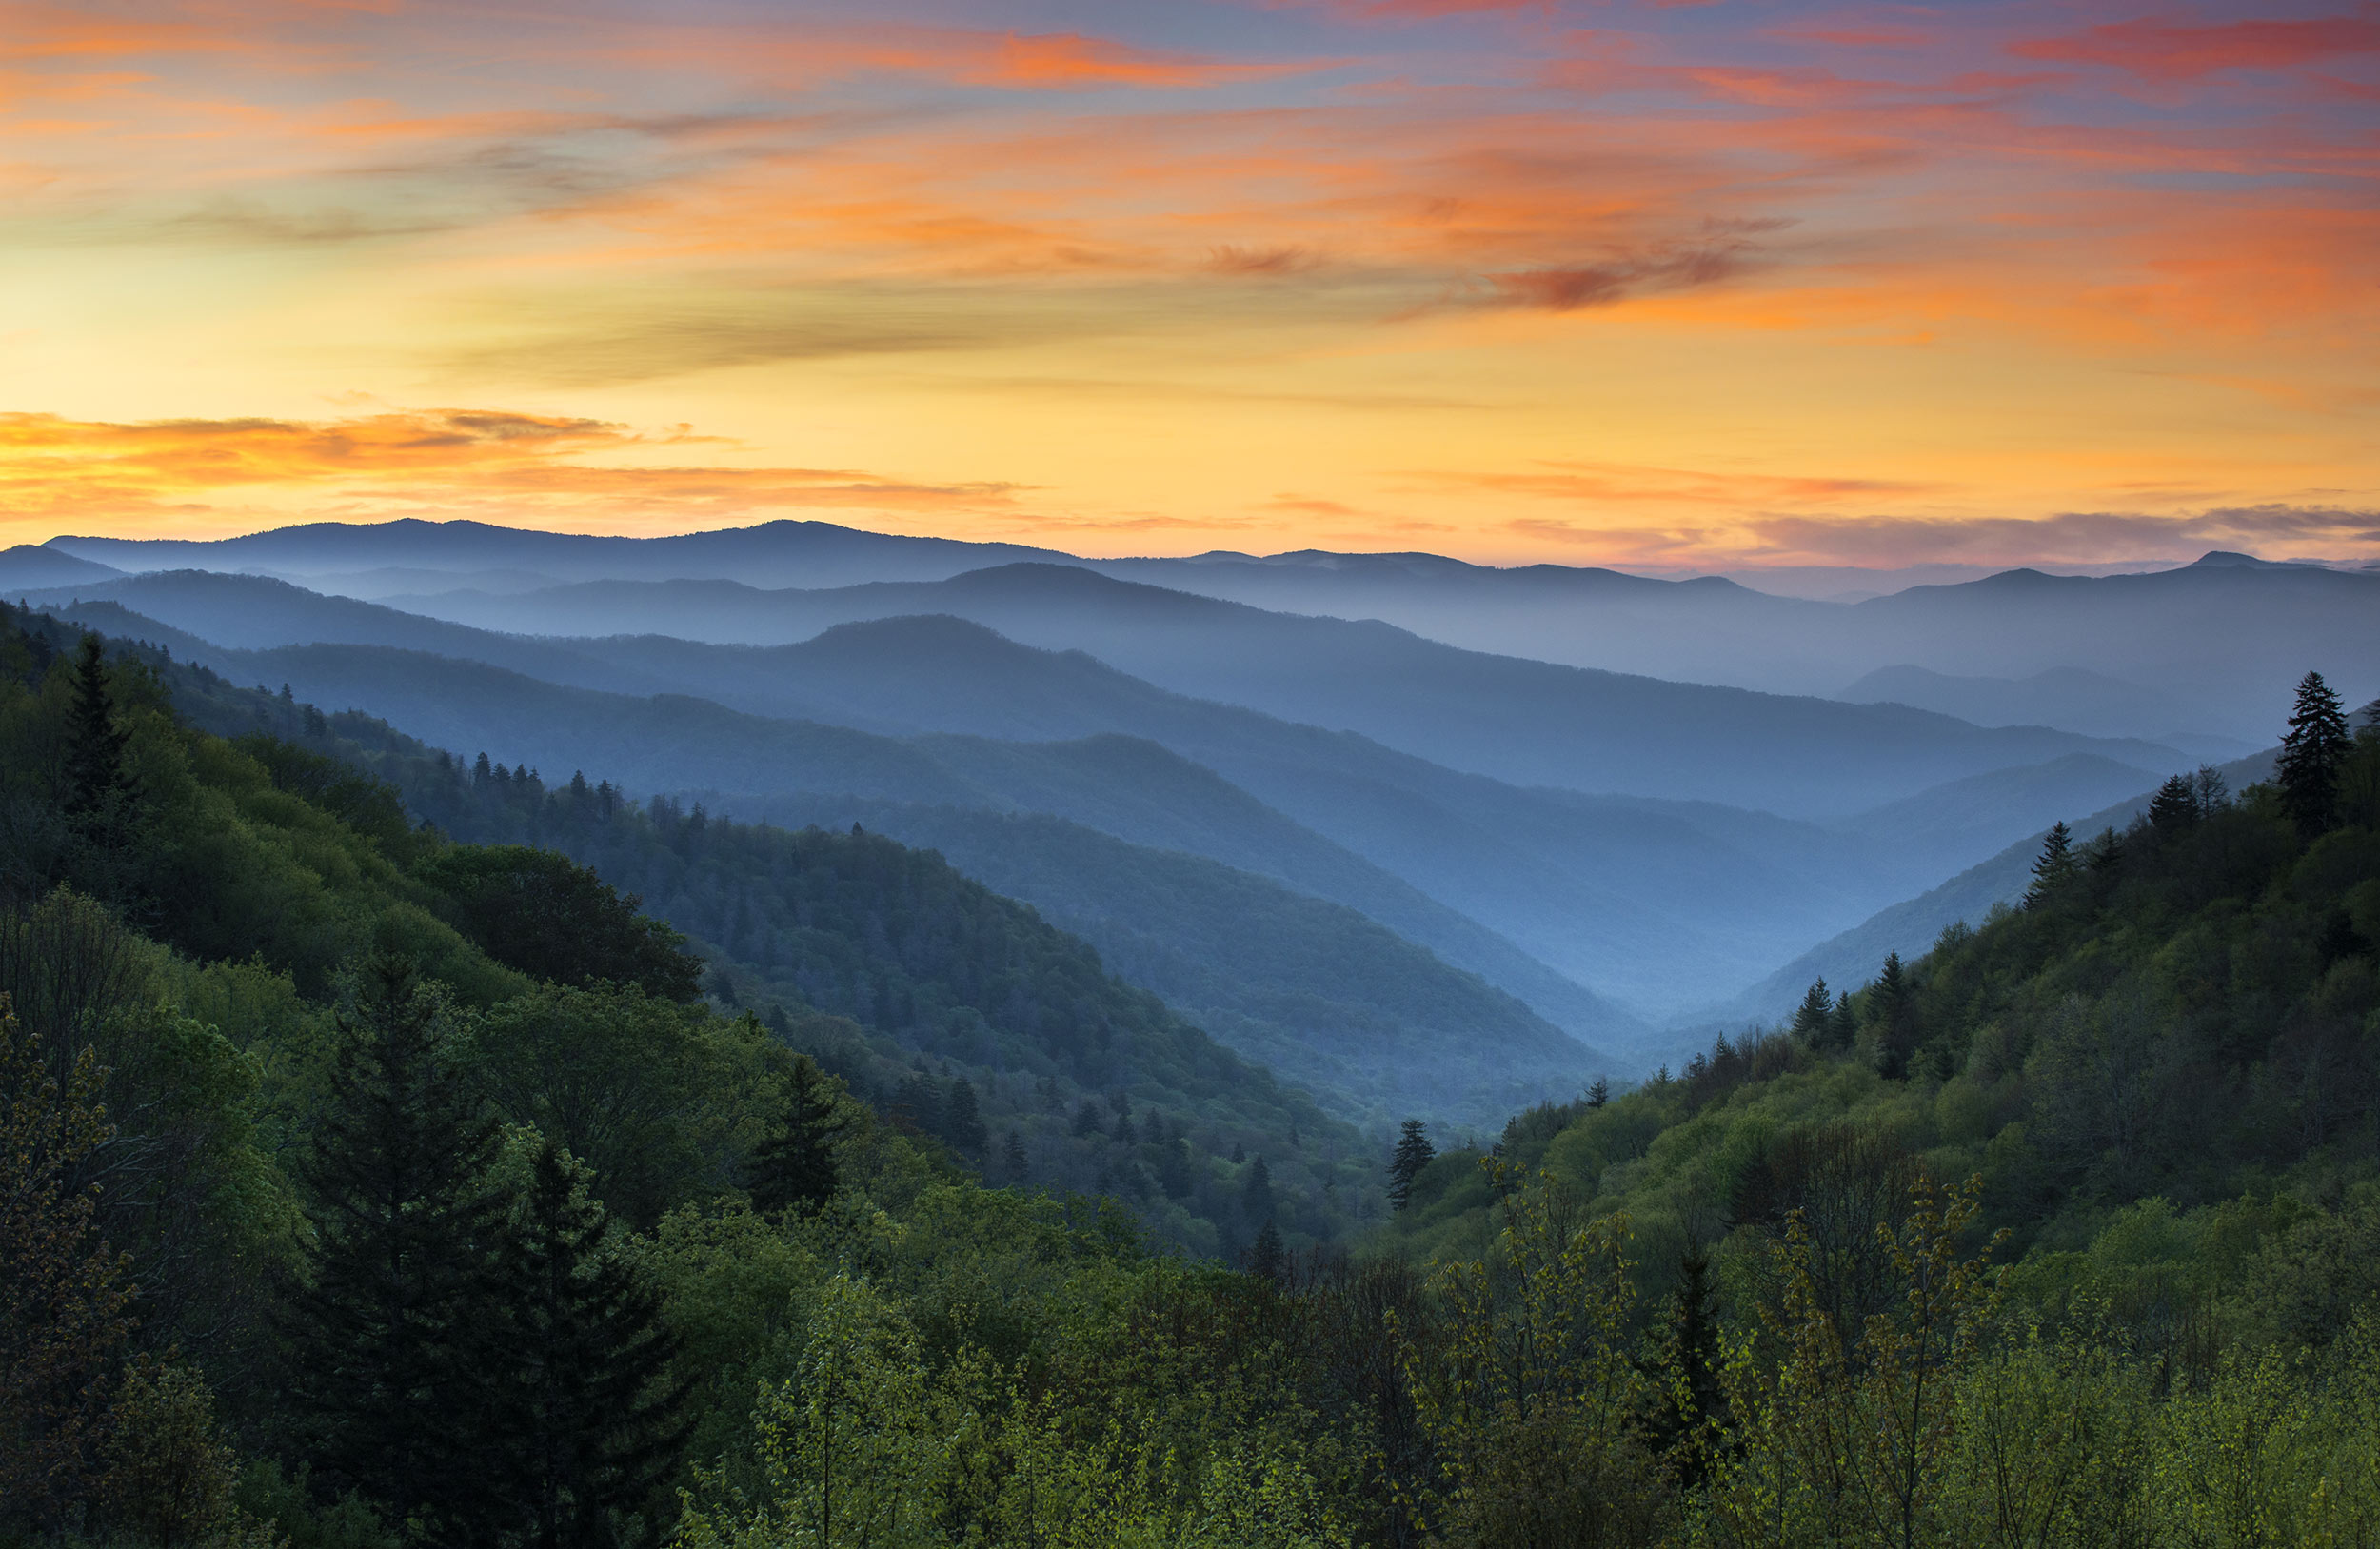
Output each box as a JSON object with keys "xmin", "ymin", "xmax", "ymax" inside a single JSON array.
[
  {"xmin": 2010, "ymin": 11, "xmax": 2380, "ymax": 82},
  {"xmin": 1417, "ymin": 458, "xmax": 1941, "ymax": 507},
  {"xmin": 0, "ymin": 408, "xmax": 1022, "ymax": 525},
  {"xmin": 1738, "ymin": 506, "xmax": 2380, "ymax": 566}
]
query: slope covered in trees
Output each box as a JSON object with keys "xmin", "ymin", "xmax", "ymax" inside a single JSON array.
[{"xmin": 4, "ymin": 603, "xmax": 2376, "ymax": 1546}]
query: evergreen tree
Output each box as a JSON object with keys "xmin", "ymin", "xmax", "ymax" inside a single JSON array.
[
  {"xmin": 486, "ymin": 1139, "xmax": 693, "ymax": 1548},
  {"xmin": 1157, "ymin": 1137, "xmax": 1194, "ymax": 1200},
  {"xmin": 1241, "ymin": 1154, "xmax": 1275, "ymax": 1222},
  {"xmin": 1070, "ymin": 1099, "xmax": 1106, "ymax": 1139},
  {"xmin": 1002, "ymin": 1129, "xmax": 1028, "ymax": 1182},
  {"xmin": 1389, "ymin": 1119, "xmax": 1436, "ymax": 1212},
  {"xmin": 284, "ymin": 953, "xmax": 509, "ymax": 1535},
  {"xmin": 746, "ymin": 1055, "xmax": 848, "ymax": 1217},
  {"xmin": 2277, "ymin": 669, "xmax": 2352, "ymax": 835},
  {"xmin": 1249, "ymin": 1217, "xmax": 1286, "ymax": 1286},
  {"xmin": 1641, "ymin": 1245, "xmax": 1725, "ymax": 1487},
  {"xmin": 1873, "ymin": 952, "xmax": 1916, "ymax": 1079},
  {"xmin": 2026, "ymin": 821, "xmax": 2077, "ymax": 905},
  {"xmin": 2148, "ymin": 772, "xmax": 2200, "ymax": 835},
  {"xmin": 63, "ymin": 633, "xmax": 132, "ymax": 824},
  {"xmin": 1828, "ymin": 992, "xmax": 1857, "ymax": 1050},
  {"xmin": 1586, "ymin": 1076, "xmax": 1611, "ymax": 1110},
  {"xmin": 1791, "ymin": 979, "xmax": 1833, "ymax": 1044}
]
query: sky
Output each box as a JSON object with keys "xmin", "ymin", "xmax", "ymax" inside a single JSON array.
[{"xmin": 2, "ymin": 0, "xmax": 2375, "ymax": 569}]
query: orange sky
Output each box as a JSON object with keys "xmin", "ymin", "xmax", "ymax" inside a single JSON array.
[{"xmin": 2, "ymin": 0, "xmax": 2374, "ymax": 567}]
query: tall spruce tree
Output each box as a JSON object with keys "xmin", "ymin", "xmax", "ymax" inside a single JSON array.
[
  {"xmin": 486, "ymin": 1139, "xmax": 693, "ymax": 1549},
  {"xmin": 745, "ymin": 1055, "xmax": 847, "ymax": 1217},
  {"xmin": 1249, "ymin": 1217, "xmax": 1286, "ymax": 1286},
  {"xmin": 1388, "ymin": 1119, "xmax": 1436, "ymax": 1212},
  {"xmin": 1241, "ymin": 1154, "xmax": 1275, "ymax": 1222},
  {"xmin": 1641, "ymin": 1244, "xmax": 1725, "ymax": 1487},
  {"xmin": 62, "ymin": 633, "xmax": 130, "ymax": 823},
  {"xmin": 2277, "ymin": 670, "xmax": 2352, "ymax": 836},
  {"xmin": 941, "ymin": 1077, "xmax": 988, "ymax": 1159},
  {"xmin": 2026, "ymin": 821, "xmax": 2077, "ymax": 905},
  {"xmin": 1873, "ymin": 952, "xmax": 1916, "ymax": 1079},
  {"xmin": 1792, "ymin": 979, "xmax": 1833, "ymax": 1045},
  {"xmin": 2148, "ymin": 772, "xmax": 2200, "ymax": 835},
  {"xmin": 285, "ymin": 953, "xmax": 509, "ymax": 1535}
]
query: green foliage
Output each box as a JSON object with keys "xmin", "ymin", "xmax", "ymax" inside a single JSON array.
[{"xmin": 416, "ymin": 844, "xmax": 702, "ymax": 1002}]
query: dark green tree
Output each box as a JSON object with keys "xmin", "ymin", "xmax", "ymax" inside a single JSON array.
[
  {"xmin": 941, "ymin": 1077, "xmax": 988, "ymax": 1159},
  {"xmin": 1640, "ymin": 1244, "xmax": 1725, "ymax": 1487},
  {"xmin": 1587, "ymin": 1076, "xmax": 1611, "ymax": 1109},
  {"xmin": 284, "ymin": 953, "xmax": 509, "ymax": 1535},
  {"xmin": 1002, "ymin": 1129, "xmax": 1029, "ymax": 1182},
  {"xmin": 63, "ymin": 633, "xmax": 131, "ymax": 824},
  {"xmin": 1791, "ymin": 979, "xmax": 1833, "ymax": 1045},
  {"xmin": 1388, "ymin": 1119, "xmax": 1435, "ymax": 1212},
  {"xmin": 1829, "ymin": 992, "xmax": 1857, "ymax": 1050},
  {"xmin": 2277, "ymin": 669, "xmax": 2352, "ymax": 835},
  {"xmin": 1249, "ymin": 1217, "xmax": 1286, "ymax": 1285},
  {"xmin": 745, "ymin": 1055, "xmax": 847, "ymax": 1218},
  {"xmin": 1110, "ymin": 1096, "xmax": 1138, "ymax": 1147},
  {"xmin": 2148, "ymin": 772, "xmax": 2200, "ymax": 835},
  {"xmin": 1872, "ymin": 952, "xmax": 1916, "ymax": 1079},
  {"xmin": 1070, "ymin": 1099, "xmax": 1105, "ymax": 1139},
  {"xmin": 416, "ymin": 845, "xmax": 703, "ymax": 1002},
  {"xmin": 1241, "ymin": 1154, "xmax": 1275, "ymax": 1222},
  {"xmin": 486, "ymin": 1139, "xmax": 693, "ymax": 1549},
  {"xmin": 2026, "ymin": 821, "xmax": 2077, "ymax": 905}
]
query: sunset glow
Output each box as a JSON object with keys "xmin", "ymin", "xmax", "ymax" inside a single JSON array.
[{"xmin": 5, "ymin": 0, "xmax": 2375, "ymax": 566}]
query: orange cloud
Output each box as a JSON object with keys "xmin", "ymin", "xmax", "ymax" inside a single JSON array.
[
  {"xmin": 0, "ymin": 409, "xmax": 1021, "ymax": 526},
  {"xmin": 1419, "ymin": 460, "xmax": 1946, "ymax": 509},
  {"xmin": 2011, "ymin": 11, "xmax": 2380, "ymax": 81}
]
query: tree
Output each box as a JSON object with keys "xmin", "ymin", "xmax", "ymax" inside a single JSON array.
[
  {"xmin": 1242, "ymin": 1154, "xmax": 1276, "ymax": 1223},
  {"xmin": 942, "ymin": 1077, "xmax": 988, "ymax": 1159},
  {"xmin": 1641, "ymin": 1245, "xmax": 1725, "ymax": 1488},
  {"xmin": 1249, "ymin": 1217, "xmax": 1287, "ymax": 1285},
  {"xmin": 283, "ymin": 953, "xmax": 510, "ymax": 1535},
  {"xmin": 486, "ymin": 1139, "xmax": 693, "ymax": 1548},
  {"xmin": 2277, "ymin": 669, "xmax": 2352, "ymax": 835},
  {"xmin": 1389, "ymin": 1119, "xmax": 1436, "ymax": 1213},
  {"xmin": 1586, "ymin": 1077, "xmax": 1610, "ymax": 1110},
  {"xmin": 1792, "ymin": 979, "xmax": 1834, "ymax": 1045},
  {"xmin": 0, "ymin": 999, "xmax": 135, "ymax": 1528},
  {"xmin": 1873, "ymin": 952, "xmax": 1917, "ymax": 1080},
  {"xmin": 1071, "ymin": 1098, "xmax": 1106, "ymax": 1139},
  {"xmin": 416, "ymin": 845, "xmax": 704, "ymax": 1002},
  {"xmin": 1002, "ymin": 1129, "xmax": 1029, "ymax": 1183},
  {"xmin": 746, "ymin": 1055, "xmax": 848, "ymax": 1218},
  {"xmin": 2148, "ymin": 772, "xmax": 2199, "ymax": 835},
  {"xmin": 63, "ymin": 632, "xmax": 132, "ymax": 823},
  {"xmin": 2026, "ymin": 822, "xmax": 2077, "ymax": 905}
]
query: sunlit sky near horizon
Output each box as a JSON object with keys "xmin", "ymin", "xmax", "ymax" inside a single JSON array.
[{"xmin": 3, "ymin": 0, "xmax": 2375, "ymax": 569}]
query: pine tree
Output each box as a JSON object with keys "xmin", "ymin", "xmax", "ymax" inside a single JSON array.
[
  {"xmin": 1642, "ymin": 1245, "xmax": 1725, "ymax": 1487},
  {"xmin": 1586, "ymin": 1077, "xmax": 1611, "ymax": 1110},
  {"xmin": 1241, "ymin": 1154, "xmax": 1275, "ymax": 1222},
  {"xmin": 63, "ymin": 633, "xmax": 131, "ymax": 823},
  {"xmin": 1002, "ymin": 1129, "xmax": 1028, "ymax": 1182},
  {"xmin": 1791, "ymin": 979, "xmax": 1833, "ymax": 1044},
  {"xmin": 1110, "ymin": 1095, "xmax": 1138, "ymax": 1147},
  {"xmin": 284, "ymin": 953, "xmax": 510, "ymax": 1535},
  {"xmin": 2277, "ymin": 669, "xmax": 2352, "ymax": 835},
  {"xmin": 1873, "ymin": 952, "xmax": 1917, "ymax": 1080},
  {"xmin": 486, "ymin": 1140, "xmax": 693, "ymax": 1548},
  {"xmin": 2148, "ymin": 772, "xmax": 2199, "ymax": 835},
  {"xmin": 746, "ymin": 1056, "xmax": 847, "ymax": 1217},
  {"xmin": 2026, "ymin": 821, "xmax": 2077, "ymax": 905},
  {"xmin": 1249, "ymin": 1217, "xmax": 1286, "ymax": 1285},
  {"xmin": 1388, "ymin": 1119, "xmax": 1436, "ymax": 1212},
  {"xmin": 1070, "ymin": 1099, "xmax": 1106, "ymax": 1139}
]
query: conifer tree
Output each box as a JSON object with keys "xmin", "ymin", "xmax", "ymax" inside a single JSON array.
[
  {"xmin": 1002, "ymin": 1129, "xmax": 1028, "ymax": 1182},
  {"xmin": 1249, "ymin": 1217, "xmax": 1286, "ymax": 1286},
  {"xmin": 1241, "ymin": 1154, "xmax": 1275, "ymax": 1222},
  {"xmin": 746, "ymin": 1055, "xmax": 847, "ymax": 1217},
  {"xmin": 2148, "ymin": 772, "xmax": 2199, "ymax": 835},
  {"xmin": 1389, "ymin": 1119, "xmax": 1436, "ymax": 1212},
  {"xmin": 1110, "ymin": 1095, "xmax": 1138, "ymax": 1147},
  {"xmin": 2277, "ymin": 669, "xmax": 2352, "ymax": 835},
  {"xmin": 1070, "ymin": 1099, "xmax": 1105, "ymax": 1139},
  {"xmin": 285, "ymin": 953, "xmax": 509, "ymax": 1535},
  {"xmin": 1642, "ymin": 1244, "xmax": 1725, "ymax": 1487},
  {"xmin": 1873, "ymin": 952, "xmax": 1917, "ymax": 1079},
  {"xmin": 1587, "ymin": 1076, "xmax": 1611, "ymax": 1109},
  {"xmin": 2026, "ymin": 821, "xmax": 2077, "ymax": 905},
  {"xmin": 486, "ymin": 1139, "xmax": 693, "ymax": 1548},
  {"xmin": 1792, "ymin": 979, "xmax": 1834, "ymax": 1044},
  {"xmin": 63, "ymin": 633, "xmax": 134, "ymax": 835}
]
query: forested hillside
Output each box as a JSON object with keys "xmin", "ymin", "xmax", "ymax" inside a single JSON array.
[{"xmin": 7, "ymin": 597, "xmax": 2374, "ymax": 1547}]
